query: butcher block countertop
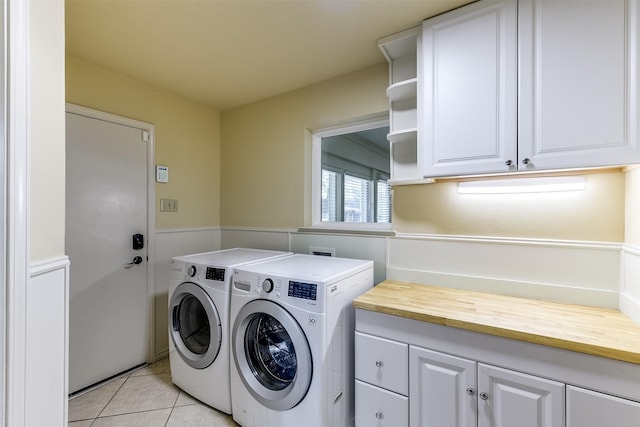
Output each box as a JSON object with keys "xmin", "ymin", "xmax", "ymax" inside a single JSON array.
[{"xmin": 353, "ymin": 280, "xmax": 640, "ymax": 365}]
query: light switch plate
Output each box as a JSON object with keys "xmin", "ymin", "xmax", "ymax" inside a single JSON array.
[{"xmin": 160, "ymin": 199, "xmax": 178, "ymax": 212}]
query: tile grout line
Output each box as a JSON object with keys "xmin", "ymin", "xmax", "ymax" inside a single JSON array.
[{"xmin": 94, "ymin": 373, "xmax": 131, "ymax": 420}]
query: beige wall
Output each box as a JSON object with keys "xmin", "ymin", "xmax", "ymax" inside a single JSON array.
[
  {"xmin": 221, "ymin": 62, "xmax": 626, "ymax": 242},
  {"xmin": 626, "ymin": 167, "xmax": 640, "ymax": 245},
  {"xmin": 30, "ymin": 0, "xmax": 66, "ymax": 261},
  {"xmin": 220, "ymin": 63, "xmax": 389, "ymax": 228},
  {"xmin": 393, "ymin": 171, "xmax": 625, "ymax": 242},
  {"xmin": 66, "ymin": 56, "xmax": 221, "ymax": 230}
]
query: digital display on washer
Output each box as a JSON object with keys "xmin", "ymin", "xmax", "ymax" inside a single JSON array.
[
  {"xmin": 205, "ymin": 267, "xmax": 225, "ymax": 281},
  {"xmin": 288, "ymin": 281, "xmax": 317, "ymax": 301}
]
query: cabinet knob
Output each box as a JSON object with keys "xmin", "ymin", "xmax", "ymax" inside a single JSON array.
[
  {"xmin": 466, "ymin": 387, "xmax": 475, "ymax": 396},
  {"xmin": 505, "ymin": 160, "xmax": 513, "ymax": 166},
  {"xmin": 376, "ymin": 412, "xmax": 384, "ymax": 420},
  {"xmin": 522, "ymin": 158, "xmax": 531, "ymax": 165},
  {"xmin": 479, "ymin": 392, "xmax": 489, "ymax": 400},
  {"xmin": 375, "ymin": 360, "xmax": 384, "ymax": 368}
]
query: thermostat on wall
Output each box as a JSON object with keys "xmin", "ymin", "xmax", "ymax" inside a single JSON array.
[{"xmin": 156, "ymin": 165, "xmax": 169, "ymax": 183}]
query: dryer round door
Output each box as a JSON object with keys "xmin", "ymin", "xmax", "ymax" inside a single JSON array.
[
  {"xmin": 169, "ymin": 282, "xmax": 222, "ymax": 369},
  {"xmin": 232, "ymin": 299, "xmax": 312, "ymax": 411}
]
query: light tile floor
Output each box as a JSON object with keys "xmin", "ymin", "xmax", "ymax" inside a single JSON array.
[{"xmin": 68, "ymin": 358, "xmax": 238, "ymax": 427}]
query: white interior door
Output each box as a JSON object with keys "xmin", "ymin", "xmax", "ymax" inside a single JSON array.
[{"xmin": 66, "ymin": 110, "xmax": 149, "ymax": 393}]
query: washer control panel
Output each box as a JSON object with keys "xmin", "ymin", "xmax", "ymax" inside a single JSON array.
[{"xmin": 288, "ymin": 281, "xmax": 317, "ymax": 301}]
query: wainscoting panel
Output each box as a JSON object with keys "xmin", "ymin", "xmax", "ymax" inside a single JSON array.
[
  {"xmin": 153, "ymin": 227, "xmax": 221, "ymax": 357},
  {"xmin": 28, "ymin": 257, "xmax": 70, "ymax": 427},
  {"xmin": 621, "ymin": 244, "xmax": 640, "ymax": 324},
  {"xmin": 220, "ymin": 227, "xmax": 292, "ymax": 251},
  {"xmin": 388, "ymin": 234, "xmax": 622, "ymax": 308},
  {"xmin": 290, "ymin": 232, "xmax": 388, "ymax": 285}
]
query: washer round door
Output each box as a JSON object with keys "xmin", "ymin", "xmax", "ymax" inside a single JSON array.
[
  {"xmin": 169, "ymin": 282, "xmax": 222, "ymax": 369},
  {"xmin": 232, "ymin": 299, "xmax": 312, "ymax": 411}
]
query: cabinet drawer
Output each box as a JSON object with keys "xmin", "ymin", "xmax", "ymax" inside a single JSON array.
[
  {"xmin": 355, "ymin": 331, "xmax": 408, "ymax": 395},
  {"xmin": 355, "ymin": 379, "xmax": 408, "ymax": 427},
  {"xmin": 567, "ymin": 385, "xmax": 640, "ymax": 427}
]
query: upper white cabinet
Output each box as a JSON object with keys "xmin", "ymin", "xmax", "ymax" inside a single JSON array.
[
  {"xmin": 420, "ymin": 0, "xmax": 640, "ymax": 177},
  {"xmin": 421, "ymin": 0, "xmax": 518, "ymax": 177}
]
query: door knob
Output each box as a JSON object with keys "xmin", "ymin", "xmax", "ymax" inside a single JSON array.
[{"xmin": 125, "ymin": 256, "xmax": 143, "ymax": 267}]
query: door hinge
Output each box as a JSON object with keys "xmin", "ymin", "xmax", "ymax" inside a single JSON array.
[{"xmin": 142, "ymin": 130, "xmax": 150, "ymax": 142}]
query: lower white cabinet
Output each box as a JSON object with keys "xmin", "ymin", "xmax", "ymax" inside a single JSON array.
[
  {"xmin": 567, "ymin": 385, "xmax": 640, "ymax": 427},
  {"xmin": 409, "ymin": 346, "xmax": 564, "ymax": 427},
  {"xmin": 355, "ymin": 309, "xmax": 640, "ymax": 427}
]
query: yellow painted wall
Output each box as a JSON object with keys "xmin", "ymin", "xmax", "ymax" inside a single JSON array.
[
  {"xmin": 66, "ymin": 56, "xmax": 221, "ymax": 229},
  {"xmin": 30, "ymin": 0, "xmax": 66, "ymax": 261},
  {"xmin": 220, "ymin": 63, "xmax": 389, "ymax": 228},
  {"xmin": 393, "ymin": 171, "xmax": 625, "ymax": 242},
  {"xmin": 221, "ymin": 62, "xmax": 625, "ymax": 243}
]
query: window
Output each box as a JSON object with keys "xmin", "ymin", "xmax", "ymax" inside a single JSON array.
[{"xmin": 312, "ymin": 116, "xmax": 391, "ymax": 229}]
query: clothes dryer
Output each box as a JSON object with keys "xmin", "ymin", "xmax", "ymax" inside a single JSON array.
[
  {"xmin": 229, "ymin": 254, "xmax": 374, "ymax": 427},
  {"xmin": 168, "ymin": 248, "xmax": 291, "ymax": 413}
]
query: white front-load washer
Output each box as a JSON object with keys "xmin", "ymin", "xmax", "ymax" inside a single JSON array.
[
  {"xmin": 229, "ymin": 254, "xmax": 374, "ymax": 427},
  {"xmin": 168, "ymin": 248, "xmax": 291, "ymax": 414}
]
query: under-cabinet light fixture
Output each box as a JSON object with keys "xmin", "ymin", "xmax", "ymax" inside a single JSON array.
[{"xmin": 457, "ymin": 176, "xmax": 586, "ymax": 194}]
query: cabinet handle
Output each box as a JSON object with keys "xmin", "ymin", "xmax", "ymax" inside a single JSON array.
[
  {"xmin": 505, "ymin": 160, "xmax": 513, "ymax": 166},
  {"xmin": 466, "ymin": 387, "xmax": 476, "ymax": 396},
  {"xmin": 376, "ymin": 412, "xmax": 384, "ymax": 420},
  {"xmin": 479, "ymin": 392, "xmax": 489, "ymax": 400},
  {"xmin": 522, "ymin": 158, "xmax": 531, "ymax": 165},
  {"xmin": 375, "ymin": 360, "xmax": 384, "ymax": 368}
]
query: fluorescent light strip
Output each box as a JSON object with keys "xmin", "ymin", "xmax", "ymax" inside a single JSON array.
[{"xmin": 457, "ymin": 176, "xmax": 586, "ymax": 194}]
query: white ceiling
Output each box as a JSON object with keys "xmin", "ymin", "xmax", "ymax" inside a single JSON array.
[{"xmin": 66, "ymin": 0, "xmax": 470, "ymax": 111}]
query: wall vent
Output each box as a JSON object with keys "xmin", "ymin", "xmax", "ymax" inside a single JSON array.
[{"xmin": 309, "ymin": 246, "xmax": 336, "ymax": 257}]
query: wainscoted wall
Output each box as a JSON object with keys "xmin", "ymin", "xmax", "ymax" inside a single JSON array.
[
  {"xmin": 290, "ymin": 232, "xmax": 387, "ymax": 286},
  {"xmin": 387, "ymin": 234, "xmax": 622, "ymax": 308},
  {"xmin": 621, "ymin": 244, "xmax": 640, "ymax": 324},
  {"xmin": 154, "ymin": 227, "xmax": 637, "ymax": 356},
  {"xmin": 28, "ymin": 257, "xmax": 69, "ymax": 427},
  {"xmin": 220, "ymin": 227, "xmax": 293, "ymax": 252},
  {"xmin": 153, "ymin": 227, "xmax": 221, "ymax": 358}
]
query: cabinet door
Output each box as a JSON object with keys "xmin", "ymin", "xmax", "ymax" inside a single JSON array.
[
  {"xmin": 477, "ymin": 364, "xmax": 564, "ymax": 427},
  {"xmin": 567, "ymin": 385, "xmax": 640, "ymax": 427},
  {"xmin": 518, "ymin": 0, "xmax": 640, "ymax": 170},
  {"xmin": 409, "ymin": 346, "xmax": 476, "ymax": 427},
  {"xmin": 421, "ymin": 0, "xmax": 517, "ymax": 177}
]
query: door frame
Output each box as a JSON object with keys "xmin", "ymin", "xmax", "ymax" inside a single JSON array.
[{"xmin": 65, "ymin": 103, "xmax": 156, "ymax": 363}]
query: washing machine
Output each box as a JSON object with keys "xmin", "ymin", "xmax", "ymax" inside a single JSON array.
[
  {"xmin": 168, "ymin": 248, "xmax": 292, "ymax": 414},
  {"xmin": 229, "ymin": 254, "xmax": 374, "ymax": 427}
]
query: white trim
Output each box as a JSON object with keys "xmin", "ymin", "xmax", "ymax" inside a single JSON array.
[
  {"xmin": 220, "ymin": 226, "xmax": 297, "ymax": 233},
  {"xmin": 65, "ymin": 103, "xmax": 157, "ymax": 365},
  {"xmin": 4, "ymin": 2, "xmax": 30, "ymax": 426},
  {"xmin": 155, "ymin": 226, "xmax": 221, "ymax": 234},
  {"xmin": 6, "ymin": 0, "xmax": 30, "ymax": 425},
  {"xmin": 392, "ymin": 232, "xmax": 623, "ymax": 251},
  {"xmin": 29, "ymin": 256, "xmax": 70, "ymax": 277},
  {"xmin": 624, "ymin": 242, "xmax": 640, "ymax": 257}
]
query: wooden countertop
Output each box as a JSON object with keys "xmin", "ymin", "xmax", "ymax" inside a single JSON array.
[{"xmin": 353, "ymin": 280, "xmax": 640, "ymax": 365}]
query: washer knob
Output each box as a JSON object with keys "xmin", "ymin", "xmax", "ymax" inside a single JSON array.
[
  {"xmin": 187, "ymin": 265, "xmax": 197, "ymax": 277},
  {"xmin": 262, "ymin": 278, "xmax": 274, "ymax": 293}
]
